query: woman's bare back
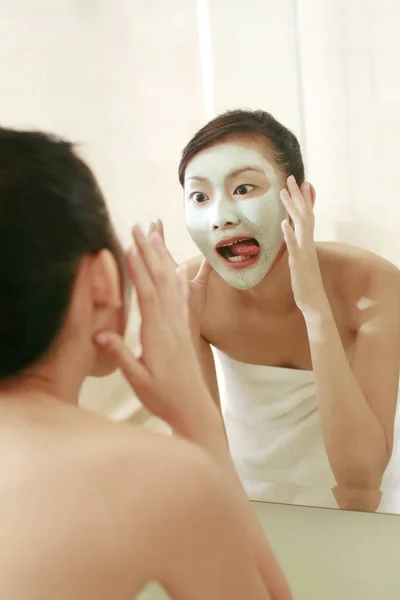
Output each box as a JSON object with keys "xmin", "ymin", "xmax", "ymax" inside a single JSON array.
[{"xmin": 0, "ymin": 399, "xmax": 269, "ymax": 600}]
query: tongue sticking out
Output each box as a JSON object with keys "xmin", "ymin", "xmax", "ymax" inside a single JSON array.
[{"xmin": 231, "ymin": 239, "xmax": 259, "ymax": 257}]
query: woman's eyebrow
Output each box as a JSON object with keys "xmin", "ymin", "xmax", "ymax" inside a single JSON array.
[
  {"xmin": 227, "ymin": 166, "xmax": 265, "ymax": 178},
  {"xmin": 186, "ymin": 175, "xmax": 208, "ymax": 183},
  {"xmin": 186, "ymin": 166, "xmax": 265, "ymax": 183}
]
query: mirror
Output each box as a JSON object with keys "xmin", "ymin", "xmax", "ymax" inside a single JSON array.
[
  {"xmin": 2, "ymin": 0, "xmax": 399, "ymax": 518},
  {"xmin": 198, "ymin": 0, "xmax": 400, "ymax": 515},
  {"xmin": 142, "ymin": 0, "xmax": 400, "ymax": 515}
]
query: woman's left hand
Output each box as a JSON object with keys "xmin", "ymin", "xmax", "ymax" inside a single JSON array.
[{"xmin": 280, "ymin": 175, "xmax": 329, "ymax": 317}]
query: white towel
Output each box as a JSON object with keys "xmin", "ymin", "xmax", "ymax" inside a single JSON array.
[{"xmin": 213, "ymin": 348, "xmax": 337, "ymax": 504}]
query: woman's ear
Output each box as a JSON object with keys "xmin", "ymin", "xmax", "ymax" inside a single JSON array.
[
  {"xmin": 90, "ymin": 249, "xmax": 123, "ymax": 310},
  {"xmin": 87, "ymin": 250, "xmax": 127, "ymax": 377}
]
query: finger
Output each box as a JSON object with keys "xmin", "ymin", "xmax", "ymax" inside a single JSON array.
[
  {"xmin": 301, "ymin": 182, "xmax": 313, "ymax": 211},
  {"xmin": 176, "ymin": 263, "xmax": 188, "ymax": 280},
  {"xmin": 281, "ymin": 219, "xmax": 298, "ymax": 254},
  {"xmin": 176, "ymin": 263, "xmax": 189, "ymax": 294},
  {"xmin": 193, "ymin": 258, "xmax": 213, "ymax": 287},
  {"xmin": 287, "ymin": 175, "xmax": 306, "ymax": 213},
  {"xmin": 280, "ymin": 188, "xmax": 301, "ymax": 226},
  {"xmin": 148, "ymin": 221, "xmax": 156, "ymax": 235},
  {"xmin": 155, "ymin": 219, "xmax": 178, "ymax": 267},
  {"xmin": 150, "ymin": 236, "xmax": 183, "ymax": 310},
  {"xmin": 155, "ymin": 218, "xmax": 165, "ymax": 243},
  {"xmin": 132, "ymin": 225, "xmax": 165, "ymax": 285},
  {"xmin": 146, "ymin": 234, "xmax": 184, "ymax": 314},
  {"xmin": 150, "ymin": 232, "xmax": 178, "ymax": 279},
  {"xmin": 126, "ymin": 246, "xmax": 161, "ymax": 322},
  {"xmin": 94, "ymin": 331, "xmax": 149, "ymax": 388}
]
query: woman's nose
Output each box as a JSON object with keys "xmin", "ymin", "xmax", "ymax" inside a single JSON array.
[
  {"xmin": 211, "ymin": 198, "xmax": 240, "ymax": 231},
  {"xmin": 212, "ymin": 219, "xmax": 240, "ymax": 231}
]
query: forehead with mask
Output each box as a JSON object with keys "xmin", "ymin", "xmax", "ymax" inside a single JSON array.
[{"xmin": 179, "ymin": 110, "xmax": 305, "ymax": 290}]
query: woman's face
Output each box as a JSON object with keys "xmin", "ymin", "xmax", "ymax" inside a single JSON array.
[{"xmin": 184, "ymin": 140, "xmax": 287, "ymax": 290}]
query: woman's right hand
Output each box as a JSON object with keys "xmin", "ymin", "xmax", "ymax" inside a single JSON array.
[
  {"xmin": 149, "ymin": 219, "xmax": 212, "ymax": 336},
  {"xmin": 94, "ymin": 224, "xmax": 217, "ymax": 430}
]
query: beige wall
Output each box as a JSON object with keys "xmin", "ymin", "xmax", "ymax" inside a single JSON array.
[
  {"xmin": 209, "ymin": 0, "xmax": 302, "ymax": 138},
  {"xmin": 0, "ymin": 0, "xmax": 204, "ymax": 262},
  {"xmin": 297, "ymin": 0, "xmax": 400, "ymax": 264},
  {"xmin": 0, "ymin": 0, "xmax": 207, "ymax": 416}
]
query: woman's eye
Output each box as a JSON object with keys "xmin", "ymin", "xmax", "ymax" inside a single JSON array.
[
  {"xmin": 234, "ymin": 184, "xmax": 255, "ymax": 196},
  {"xmin": 191, "ymin": 192, "xmax": 208, "ymax": 203}
]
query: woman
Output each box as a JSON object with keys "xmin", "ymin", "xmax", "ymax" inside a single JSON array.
[
  {"xmin": 0, "ymin": 127, "xmax": 291, "ymax": 599},
  {"xmin": 152, "ymin": 109, "xmax": 400, "ymax": 511}
]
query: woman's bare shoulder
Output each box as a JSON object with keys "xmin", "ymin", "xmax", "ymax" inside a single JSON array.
[
  {"xmin": 317, "ymin": 241, "xmax": 400, "ymax": 290},
  {"xmin": 1, "ymin": 411, "xmax": 225, "ymax": 599},
  {"xmin": 38, "ymin": 404, "xmax": 217, "ymax": 487}
]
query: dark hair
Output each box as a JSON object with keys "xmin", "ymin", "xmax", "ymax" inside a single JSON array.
[
  {"xmin": 0, "ymin": 127, "xmax": 125, "ymax": 379},
  {"xmin": 178, "ymin": 109, "xmax": 305, "ymax": 186}
]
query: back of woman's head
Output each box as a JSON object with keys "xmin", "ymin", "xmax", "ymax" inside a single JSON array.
[
  {"xmin": 0, "ymin": 127, "xmax": 125, "ymax": 380},
  {"xmin": 178, "ymin": 108, "xmax": 305, "ymax": 185}
]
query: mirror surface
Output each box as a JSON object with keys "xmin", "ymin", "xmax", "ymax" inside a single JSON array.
[{"xmin": 2, "ymin": 0, "xmax": 400, "ymax": 516}]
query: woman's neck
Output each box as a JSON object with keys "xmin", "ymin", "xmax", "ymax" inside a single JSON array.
[{"xmin": 0, "ymin": 360, "xmax": 84, "ymax": 407}]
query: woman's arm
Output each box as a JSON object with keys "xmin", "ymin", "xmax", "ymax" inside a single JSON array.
[
  {"xmin": 193, "ymin": 334, "xmax": 221, "ymax": 409},
  {"xmin": 332, "ymin": 485, "xmax": 382, "ymax": 512},
  {"xmin": 305, "ymin": 265, "xmax": 400, "ymax": 489},
  {"xmin": 281, "ymin": 177, "xmax": 400, "ymax": 490}
]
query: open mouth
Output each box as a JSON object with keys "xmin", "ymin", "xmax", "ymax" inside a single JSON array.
[{"xmin": 215, "ymin": 237, "xmax": 260, "ymax": 269}]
